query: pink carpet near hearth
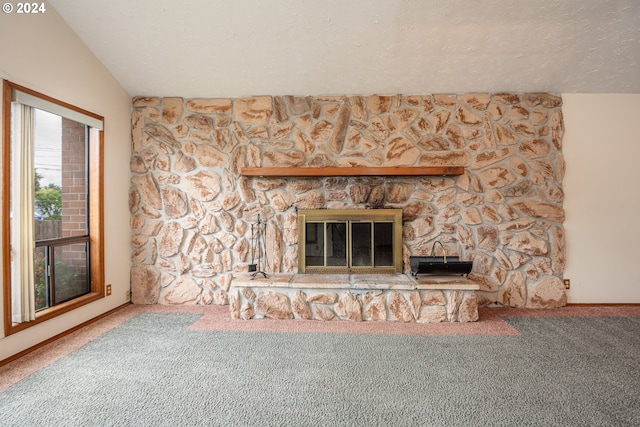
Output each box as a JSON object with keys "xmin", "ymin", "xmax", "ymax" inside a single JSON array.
[{"xmin": 1, "ymin": 304, "xmax": 639, "ymax": 393}]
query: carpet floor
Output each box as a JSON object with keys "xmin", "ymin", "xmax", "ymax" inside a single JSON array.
[{"xmin": 1, "ymin": 305, "xmax": 639, "ymax": 426}]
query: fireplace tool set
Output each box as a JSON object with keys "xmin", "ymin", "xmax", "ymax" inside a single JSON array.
[{"xmin": 249, "ymin": 214, "xmax": 267, "ymax": 279}]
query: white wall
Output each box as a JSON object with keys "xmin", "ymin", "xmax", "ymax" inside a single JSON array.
[
  {"xmin": 562, "ymin": 94, "xmax": 640, "ymax": 303},
  {"xmin": 0, "ymin": 8, "xmax": 132, "ymax": 360}
]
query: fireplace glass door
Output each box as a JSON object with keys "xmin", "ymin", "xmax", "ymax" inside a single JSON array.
[
  {"xmin": 299, "ymin": 209, "xmax": 402, "ymax": 274},
  {"xmin": 305, "ymin": 221, "xmax": 348, "ymax": 267},
  {"xmin": 300, "ymin": 210, "xmax": 401, "ymax": 273},
  {"xmin": 350, "ymin": 222, "xmax": 393, "ymax": 267}
]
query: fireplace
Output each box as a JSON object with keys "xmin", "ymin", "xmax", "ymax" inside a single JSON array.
[{"xmin": 297, "ymin": 209, "xmax": 403, "ymax": 274}]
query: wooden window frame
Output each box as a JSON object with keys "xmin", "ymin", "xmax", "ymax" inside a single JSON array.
[{"xmin": 2, "ymin": 80, "xmax": 105, "ymax": 336}]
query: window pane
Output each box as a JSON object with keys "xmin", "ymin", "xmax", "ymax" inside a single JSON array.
[
  {"xmin": 52, "ymin": 243, "xmax": 90, "ymax": 305},
  {"xmin": 351, "ymin": 222, "xmax": 372, "ymax": 266},
  {"xmin": 33, "ymin": 109, "xmax": 61, "ymax": 229},
  {"xmin": 305, "ymin": 222, "xmax": 324, "ymax": 267},
  {"xmin": 34, "ymin": 109, "xmax": 88, "ymax": 239},
  {"xmin": 34, "ymin": 246, "xmax": 48, "ymax": 311},
  {"xmin": 374, "ymin": 223, "xmax": 393, "ymax": 266},
  {"xmin": 326, "ymin": 222, "xmax": 347, "ymax": 266}
]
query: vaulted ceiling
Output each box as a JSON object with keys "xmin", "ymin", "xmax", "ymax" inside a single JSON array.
[{"xmin": 49, "ymin": 0, "xmax": 640, "ymax": 98}]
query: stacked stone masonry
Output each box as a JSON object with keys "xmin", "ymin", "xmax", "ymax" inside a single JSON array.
[
  {"xmin": 230, "ymin": 274, "xmax": 481, "ymax": 323},
  {"xmin": 130, "ymin": 93, "xmax": 567, "ymax": 309}
]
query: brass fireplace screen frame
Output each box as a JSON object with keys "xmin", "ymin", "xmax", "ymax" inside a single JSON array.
[{"xmin": 297, "ymin": 209, "xmax": 403, "ymax": 274}]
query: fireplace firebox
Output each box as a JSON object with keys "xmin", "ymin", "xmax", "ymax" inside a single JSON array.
[{"xmin": 297, "ymin": 209, "xmax": 403, "ymax": 274}]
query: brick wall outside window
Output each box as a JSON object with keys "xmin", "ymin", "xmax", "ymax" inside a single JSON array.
[{"xmin": 60, "ymin": 118, "xmax": 87, "ymax": 276}]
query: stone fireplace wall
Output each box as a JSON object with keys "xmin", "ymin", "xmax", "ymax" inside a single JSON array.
[{"xmin": 130, "ymin": 93, "xmax": 566, "ymax": 308}]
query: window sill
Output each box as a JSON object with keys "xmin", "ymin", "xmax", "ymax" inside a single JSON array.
[{"xmin": 4, "ymin": 292, "xmax": 103, "ymax": 336}]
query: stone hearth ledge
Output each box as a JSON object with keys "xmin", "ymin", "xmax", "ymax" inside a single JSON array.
[{"xmin": 229, "ymin": 273, "xmax": 480, "ymax": 323}]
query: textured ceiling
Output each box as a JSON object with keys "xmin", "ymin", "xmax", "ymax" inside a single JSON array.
[{"xmin": 49, "ymin": 0, "xmax": 640, "ymax": 98}]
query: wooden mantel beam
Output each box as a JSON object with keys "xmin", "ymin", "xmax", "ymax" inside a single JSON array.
[{"xmin": 240, "ymin": 166, "xmax": 464, "ymax": 178}]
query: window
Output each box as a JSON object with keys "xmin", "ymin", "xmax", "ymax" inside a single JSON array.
[{"xmin": 2, "ymin": 81, "xmax": 105, "ymax": 336}]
